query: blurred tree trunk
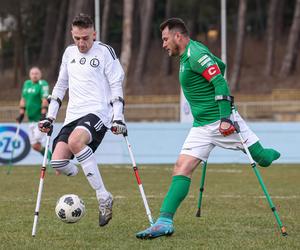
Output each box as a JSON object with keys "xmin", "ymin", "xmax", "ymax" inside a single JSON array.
[
  {"xmin": 39, "ymin": 0, "xmax": 60, "ymax": 67},
  {"xmin": 101, "ymin": 0, "xmax": 111, "ymax": 43},
  {"xmin": 120, "ymin": 0, "xmax": 134, "ymax": 90},
  {"xmin": 13, "ymin": 1, "xmax": 25, "ymax": 87},
  {"xmin": 265, "ymin": 0, "xmax": 279, "ymax": 76},
  {"xmin": 48, "ymin": 0, "xmax": 69, "ymax": 83},
  {"xmin": 229, "ymin": 0, "xmax": 247, "ymax": 91},
  {"xmin": 162, "ymin": 0, "xmax": 172, "ymax": 75},
  {"xmin": 255, "ymin": 0, "xmax": 264, "ymax": 38},
  {"xmin": 64, "ymin": 0, "xmax": 93, "ymax": 47},
  {"xmin": 133, "ymin": 0, "xmax": 155, "ymax": 85},
  {"xmin": 280, "ymin": 0, "xmax": 300, "ymax": 76},
  {"xmin": 275, "ymin": 0, "xmax": 285, "ymax": 35},
  {"xmin": 186, "ymin": 0, "xmax": 199, "ymax": 38}
]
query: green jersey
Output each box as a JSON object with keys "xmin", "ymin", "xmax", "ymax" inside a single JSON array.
[
  {"xmin": 21, "ymin": 80, "xmax": 49, "ymax": 122},
  {"xmin": 179, "ymin": 39, "xmax": 231, "ymax": 127}
]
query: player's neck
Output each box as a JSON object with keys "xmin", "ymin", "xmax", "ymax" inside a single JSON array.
[{"xmin": 179, "ymin": 37, "xmax": 190, "ymax": 56}]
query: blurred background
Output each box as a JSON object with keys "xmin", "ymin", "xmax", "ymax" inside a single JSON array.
[{"xmin": 0, "ymin": 0, "xmax": 300, "ymax": 123}]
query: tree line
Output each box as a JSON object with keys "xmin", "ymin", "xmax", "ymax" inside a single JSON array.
[{"xmin": 0, "ymin": 0, "xmax": 299, "ymax": 94}]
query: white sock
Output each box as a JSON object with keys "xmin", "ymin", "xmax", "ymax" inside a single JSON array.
[
  {"xmin": 51, "ymin": 159, "xmax": 78, "ymax": 176},
  {"xmin": 75, "ymin": 146, "xmax": 109, "ymax": 200}
]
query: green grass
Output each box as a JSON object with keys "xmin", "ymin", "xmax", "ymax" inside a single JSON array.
[{"xmin": 0, "ymin": 164, "xmax": 299, "ymax": 250}]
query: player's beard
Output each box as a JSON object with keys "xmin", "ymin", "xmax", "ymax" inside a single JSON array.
[{"xmin": 169, "ymin": 44, "xmax": 180, "ymax": 57}]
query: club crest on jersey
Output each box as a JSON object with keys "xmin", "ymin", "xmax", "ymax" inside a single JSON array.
[
  {"xmin": 79, "ymin": 57, "xmax": 86, "ymax": 65},
  {"xmin": 202, "ymin": 64, "xmax": 221, "ymax": 81},
  {"xmin": 90, "ymin": 58, "xmax": 100, "ymax": 67}
]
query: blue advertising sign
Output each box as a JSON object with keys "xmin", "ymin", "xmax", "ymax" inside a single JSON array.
[{"xmin": 0, "ymin": 125, "xmax": 31, "ymax": 164}]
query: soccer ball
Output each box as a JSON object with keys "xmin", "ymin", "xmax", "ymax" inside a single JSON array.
[{"xmin": 55, "ymin": 194, "xmax": 86, "ymax": 223}]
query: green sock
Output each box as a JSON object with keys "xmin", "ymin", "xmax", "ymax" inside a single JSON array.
[
  {"xmin": 249, "ymin": 141, "xmax": 280, "ymax": 167},
  {"xmin": 40, "ymin": 147, "xmax": 45, "ymax": 156},
  {"xmin": 47, "ymin": 150, "xmax": 52, "ymax": 161},
  {"xmin": 40, "ymin": 147, "xmax": 52, "ymax": 161},
  {"xmin": 159, "ymin": 175, "xmax": 191, "ymax": 220}
]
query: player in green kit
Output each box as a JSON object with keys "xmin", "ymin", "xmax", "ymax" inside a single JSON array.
[
  {"xmin": 16, "ymin": 66, "xmax": 51, "ymax": 159},
  {"xmin": 136, "ymin": 18, "xmax": 280, "ymax": 239}
]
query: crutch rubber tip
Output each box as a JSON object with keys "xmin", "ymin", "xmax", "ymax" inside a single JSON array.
[
  {"xmin": 281, "ymin": 227, "xmax": 288, "ymax": 236},
  {"xmin": 196, "ymin": 209, "xmax": 201, "ymax": 217}
]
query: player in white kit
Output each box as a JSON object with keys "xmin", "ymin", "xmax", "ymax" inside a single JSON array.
[{"xmin": 39, "ymin": 13, "xmax": 126, "ymax": 227}]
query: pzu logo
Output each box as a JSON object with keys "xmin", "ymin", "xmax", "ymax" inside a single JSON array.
[{"xmin": 0, "ymin": 126, "xmax": 30, "ymax": 164}]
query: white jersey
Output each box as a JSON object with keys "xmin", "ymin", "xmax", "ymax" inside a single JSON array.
[{"xmin": 48, "ymin": 41, "xmax": 124, "ymax": 127}]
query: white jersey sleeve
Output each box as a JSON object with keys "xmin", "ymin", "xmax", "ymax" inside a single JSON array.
[
  {"xmin": 104, "ymin": 47, "xmax": 125, "ymax": 121},
  {"xmin": 47, "ymin": 48, "xmax": 69, "ymax": 120}
]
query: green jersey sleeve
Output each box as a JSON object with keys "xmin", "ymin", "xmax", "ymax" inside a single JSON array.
[
  {"xmin": 21, "ymin": 81, "xmax": 28, "ymax": 98},
  {"xmin": 39, "ymin": 80, "xmax": 49, "ymax": 99},
  {"xmin": 190, "ymin": 53, "xmax": 231, "ymax": 119}
]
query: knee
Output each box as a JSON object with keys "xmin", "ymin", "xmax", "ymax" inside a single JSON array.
[
  {"xmin": 173, "ymin": 156, "xmax": 200, "ymax": 177},
  {"xmin": 173, "ymin": 159, "xmax": 189, "ymax": 176},
  {"xmin": 68, "ymin": 136, "xmax": 84, "ymax": 154}
]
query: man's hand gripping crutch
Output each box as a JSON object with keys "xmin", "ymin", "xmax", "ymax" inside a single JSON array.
[
  {"xmin": 218, "ymin": 95, "xmax": 287, "ymax": 237},
  {"xmin": 111, "ymin": 119, "xmax": 154, "ymax": 226}
]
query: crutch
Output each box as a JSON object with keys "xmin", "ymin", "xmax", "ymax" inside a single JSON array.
[
  {"xmin": 32, "ymin": 128, "xmax": 52, "ymax": 237},
  {"xmin": 123, "ymin": 132, "xmax": 154, "ymax": 226},
  {"xmin": 231, "ymin": 104, "xmax": 287, "ymax": 236},
  {"xmin": 196, "ymin": 161, "xmax": 207, "ymax": 217},
  {"xmin": 7, "ymin": 123, "xmax": 21, "ymax": 174}
]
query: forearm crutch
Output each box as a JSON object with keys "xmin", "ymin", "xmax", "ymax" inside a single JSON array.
[
  {"xmin": 7, "ymin": 123, "xmax": 21, "ymax": 175},
  {"xmin": 123, "ymin": 133, "xmax": 154, "ymax": 226},
  {"xmin": 32, "ymin": 128, "xmax": 52, "ymax": 237},
  {"xmin": 231, "ymin": 106, "xmax": 287, "ymax": 236},
  {"xmin": 196, "ymin": 161, "xmax": 207, "ymax": 217}
]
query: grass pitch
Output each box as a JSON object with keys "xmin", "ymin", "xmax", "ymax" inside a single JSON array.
[{"xmin": 0, "ymin": 164, "xmax": 299, "ymax": 250}]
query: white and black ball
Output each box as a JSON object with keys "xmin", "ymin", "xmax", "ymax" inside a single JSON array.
[{"xmin": 55, "ymin": 194, "xmax": 86, "ymax": 223}]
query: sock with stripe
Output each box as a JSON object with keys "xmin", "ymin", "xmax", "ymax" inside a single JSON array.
[
  {"xmin": 75, "ymin": 146, "xmax": 109, "ymax": 200},
  {"xmin": 51, "ymin": 159, "xmax": 78, "ymax": 176}
]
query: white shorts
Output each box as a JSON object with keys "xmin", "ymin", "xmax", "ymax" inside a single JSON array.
[
  {"xmin": 28, "ymin": 122, "xmax": 46, "ymax": 145},
  {"xmin": 180, "ymin": 112, "xmax": 259, "ymax": 161}
]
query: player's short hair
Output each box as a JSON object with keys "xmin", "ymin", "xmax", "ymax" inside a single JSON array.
[
  {"xmin": 160, "ymin": 18, "xmax": 189, "ymax": 36},
  {"xmin": 29, "ymin": 66, "xmax": 41, "ymax": 72},
  {"xmin": 29, "ymin": 66, "xmax": 42, "ymax": 75},
  {"xmin": 72, "ymin": 13, "xmax": 94, "ymax": 29}
]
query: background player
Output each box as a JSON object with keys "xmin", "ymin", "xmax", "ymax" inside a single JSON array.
[{"xmin": 16, "ymin": 66, "xmax": 51, "ymax": 159}]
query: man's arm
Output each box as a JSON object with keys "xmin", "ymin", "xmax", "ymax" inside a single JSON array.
[
  {"xmin": 16, "ymin": 98, "xmax": 26, "ymax": 123},
  {"xmin": 39, "ymin": 50, "xmax": 69, "ymax": 133},
  {"xmin": 190, "ymin": 53, "xmax": 234, "ymax": 136},
  {"xmin": 46, "ymin": 51, "xmax": 69, "ymax": 121},
  {"xmin": 104, "ymin": 47, "xmax": 126, "ymax": 135},
  {"xmin": 40, "ymin": 81, "xmax": 50, "ymax": 119},
  {"xmin": 40, "ymin": 98, "xmax": 48, "ymax": 119},
  {"xmin": 204, "ymin": 69, "xmax": 235, "ymax": 136}
]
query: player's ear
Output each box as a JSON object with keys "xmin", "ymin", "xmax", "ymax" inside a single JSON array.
[
  {"xmin": 174, "ymin": 31, "xmax": 181, "ymax": 41},
  {"xmin": 93, "ymin": 31, "xmax": 96, "ymax": 40}
]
